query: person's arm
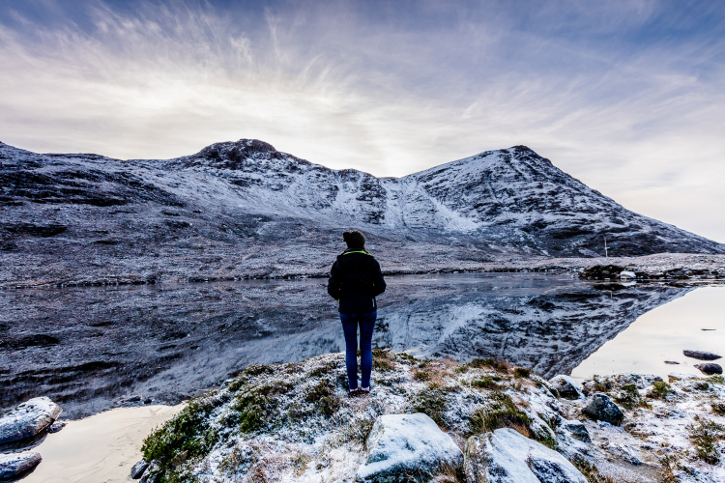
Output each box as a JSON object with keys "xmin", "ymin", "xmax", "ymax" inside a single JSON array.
[
  {"xmin": 371, "ymin": 259, "xmax": 386, "ymax": 296},
  {"xmin": 327, "ymin": 260, "xmax": 342, "ymax": 299}
]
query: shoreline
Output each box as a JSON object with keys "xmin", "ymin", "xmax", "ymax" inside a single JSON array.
[{"xmin": 2, "ymin": 253, "xmax": 725, "ymax": 290}]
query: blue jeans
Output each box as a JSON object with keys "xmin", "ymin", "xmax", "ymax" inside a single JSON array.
[{"xmin": 340, "ymin": 311, "xmax": 376, "ymax": 390}]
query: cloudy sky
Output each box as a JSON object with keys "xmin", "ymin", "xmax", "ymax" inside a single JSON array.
[{"xmin": 1, "ymin": 0, "xmax": 724, "ymax": 242}]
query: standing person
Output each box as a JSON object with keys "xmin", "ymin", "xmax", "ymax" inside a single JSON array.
[{"xmin": 327, "ymin": 230, "xmax": 386, "ymax": 395}]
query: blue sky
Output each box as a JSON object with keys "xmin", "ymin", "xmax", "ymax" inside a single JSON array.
[{"xmin": 1, "ymin": 0, "xmax": 724, "ymax": 242}]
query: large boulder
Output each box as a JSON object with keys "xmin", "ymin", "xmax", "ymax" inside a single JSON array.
[
  {"xmin": 464, "ymin": 428, "xmax": 586, "ymax": 483},
  {"xmin": 0, "ymin": 452, "xmax": 42, "ymax": 480},
  {"xmin": 582, "ymin": 394, "xmax": 623, "ymax": 425},
  {"xmin": 356, "ymin": 413, "xmax": 463, "ymax": 483},
  {"xmin": 0, "ymin": 397, "xmax": 62, "ymax": 445},
  {"xmin": 549, "ymin": 375, "xmax": 582, "ymax": 399}
]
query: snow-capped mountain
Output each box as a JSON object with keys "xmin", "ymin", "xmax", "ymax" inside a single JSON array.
[{"xmin": 1, "ymin": 139, "xmax": 723, "ymax": 286}]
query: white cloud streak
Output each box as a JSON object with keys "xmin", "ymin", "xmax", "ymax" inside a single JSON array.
[{"xmin": 0, "ymin": 0, "xmax": 723, "ymax": 241}]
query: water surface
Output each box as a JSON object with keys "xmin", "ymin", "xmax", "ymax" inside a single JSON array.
[{"xmin": 1, "ymin": 273, "xmax": 720, "ymax": 419}]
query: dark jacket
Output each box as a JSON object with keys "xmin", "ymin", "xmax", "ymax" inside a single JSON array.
[{"xmin": 327, "ymin": 247, "xmax": 386, "ymax": 314}]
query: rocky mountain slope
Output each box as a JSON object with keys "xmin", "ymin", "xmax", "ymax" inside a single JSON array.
[{"xmin": 1, "ymin": 139, "xmax": 724, "ymax": 286}]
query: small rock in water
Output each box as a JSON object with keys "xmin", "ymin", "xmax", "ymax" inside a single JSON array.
[
  {"xmin": 0, "ymin": 397, "xmax": 62, "ymax": 445},
  {"xmin": 582, "ymin": 394, "xmax": 624, "ymax": 425},
  {"xmin": 357, "ymin": 413, "xmax": 463, "ymax": 483},
  {"xmin": 130, "ymin": 459, "xmax": 149, "ymax": 479},
  {"xmin": 0, "ymin": 452, "xmax": 42, "ymax": 480},
  {"xmin": 664, "ymin": 361, "xmax": 680, "ymax": 365},
  {"xmin": 46, "ymin": 422, "xmax": 66, "ymax": 434},
  {"xmin": 464, "ymin": 428, "xmax": 587, "ymax": 483},
  {"xmin": 683, "ymin": 350, "xmax": 721, "ymax": 361},
  {"xmin": 694, "ymin": 363, "xmax": 723, "ymax": 375},
  {"xmin": 549, "ymin": 375, "xmax": 583, "ymax": 399}
]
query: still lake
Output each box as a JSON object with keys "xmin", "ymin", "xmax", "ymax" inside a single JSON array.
[
  {"xmin": 2, "ymin": 272, "xmax": 723, "ymax": 419},
  {"xmin": 3, "ymin": 273, "xmax": 724, "ymax": 482}
]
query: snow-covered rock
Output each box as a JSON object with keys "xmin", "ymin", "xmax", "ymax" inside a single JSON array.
[
  {"xmin": 0, "ymin": 452, "xmax": 42, "ymax": 480},
  {"xmin": 464, "ymin": 428, "xmax": 587, "ymax": 483},
  {"xmin": 0, "ymin": 397, "xmax": 62, "ymax": 445},
  {"xmin": 357, "ymin": 413, "xmax": 463, "ymax": 483},
  {"xmin": 581, "ymin": 394, "xmax": 623, "ymax": 425},
  {"xmin": 549, "ymin": 375, "xmax": 582, "ymax": 399},
  {"xmin": 130, "ymin": 459, "xmax": 149, "ymax": 479},
  {"xmin": 559, "ymin": 420, "xmax": 591, "ymax": 443}
]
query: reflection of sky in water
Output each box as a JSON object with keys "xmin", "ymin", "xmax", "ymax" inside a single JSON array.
[{"xmin": 572, "ymin": 286, "xmax": 725, "ymax": 381}]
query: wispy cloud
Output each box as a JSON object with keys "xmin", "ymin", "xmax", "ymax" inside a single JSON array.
[{"xmin": 0, "ymin": 0, "xmax": 724, "ymax": 241}]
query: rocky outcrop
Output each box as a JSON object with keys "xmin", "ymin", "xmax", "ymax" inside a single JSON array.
[
  {"xmin": 130, "ymin": 459, "xmax": 149, "ymax": 479},
  {"xmin": 549, "ymin": 375, "xmax": 582, "ymax": 399},
  {"xmin": 356, "ymin": 413, "xmax": 463, "ymax": 482},
  {"xmin": 581, "ymin": 394, "xmax": 624, "ymax": 425},
  {"xmin": 0, "ymin": 397, "xmax": 62, "ymax": 445},
  {"xmin": 464, "ymin": 428, "xmax": 587, "ymax": 483},
  {"xmin": 0, "ymin": 452, "xmax": 42, "ymax": 480}
]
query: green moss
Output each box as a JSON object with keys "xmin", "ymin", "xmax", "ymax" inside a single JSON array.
[
  {"xmin": 707, "ymin": 375, "xmax": 724, "ymax": 384},
  {"xmin": 712, "ymin": 402, "xmax": 725, "ymax": 415},
  {"xmin": 591, "ymin": 377, "xmax": 613, "ymax": 393},
  {"xmin": 512, "ymin": 367, "xmax": 531, "ymax": 378},
  {"xmin": 305, "ymin": 380, "xmax": 340, "ymax": 417},
  {"xmin": 614, "ymin": 384, "xmax": 639, "ymax": 409},
  {"xmin": 413, "ymin": 370, "xmax": 431, "ymax": 381},
  {"xmin": 469, "ymin": 392, "xmax": 532, "ymax": 436},
  {"xmin": 648, "ymin": 380, "xmax": 672, "ymax": 399},
  {"xmin": 693, "ymin": 381, "xmax": 710, "ymax": 391},
  {"xmin": 471, "ymin": 376, "xmax": 501, "ymax": 390},
  {"xmin": 142, "ymin": 397, "xmax": 220, "ymax": 477},
  {"xmin": 687, "ymin": 416, "xmax": 724, "ymax": 465},
  {"xmin": 228, "ymin": 381, "xmax": 294, "ymax": 433},
  {"xmin": 409, "ymin": 384, "xmax": 449, "ymax": 426}
]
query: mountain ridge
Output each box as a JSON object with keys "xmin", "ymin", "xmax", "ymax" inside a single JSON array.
[{"xmin": 1, "ymin": 138, "xmax": 724, "ymax": 286}]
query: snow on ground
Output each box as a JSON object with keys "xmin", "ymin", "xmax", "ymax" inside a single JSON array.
[{"xmin": 138, "ymin": 351, "xmax": 725, "ymax": 483}]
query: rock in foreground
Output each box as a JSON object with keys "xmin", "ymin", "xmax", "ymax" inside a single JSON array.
[
  {"xmin": 357, "ymin": 413, "xmax": 463, "ymax": 483},
  {"xmin": 549, "ymin": 375, "xmax": 582, "ymax": 399},
  {"xmin": 464, "ymin": 428, "xmax": 586, "ymax": 483},
  {"xmin": 0, "ymin": 397, "xmax": 62, "ymax": 445},
  {"xmin": 0, "ymin": 452, "xmax": 42, "ymax": 480},
  {"xmin": 581, "ymin": 394, "xmax": 624, "ymax": 425}
]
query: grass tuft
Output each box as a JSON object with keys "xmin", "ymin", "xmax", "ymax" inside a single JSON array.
[
  {"xmin": 648, "ymin": 380, "xmax": 672, "ymax": 399},
  {"xmin": 687, "ymin": 416, "xmax": 725, "ymax": 465},
  {"xmin": 469, "ymin": 391, "xmax": 532, "ymax": 437},
  {"xmin": 471, "ymin": 376, "xmax": 501, "ymax": 390},
  {"xmin": 512, "ymin": 367, "xmax": 531, "ymax": 378},
  {"xmin": 142, "ymin": 396, "xmax": 221, "ymax": 478}
]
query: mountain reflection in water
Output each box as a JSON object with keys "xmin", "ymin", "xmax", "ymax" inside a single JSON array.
[{"xmin": 0, "ymin": 273, "xmax": 691, "ymax": 418}]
